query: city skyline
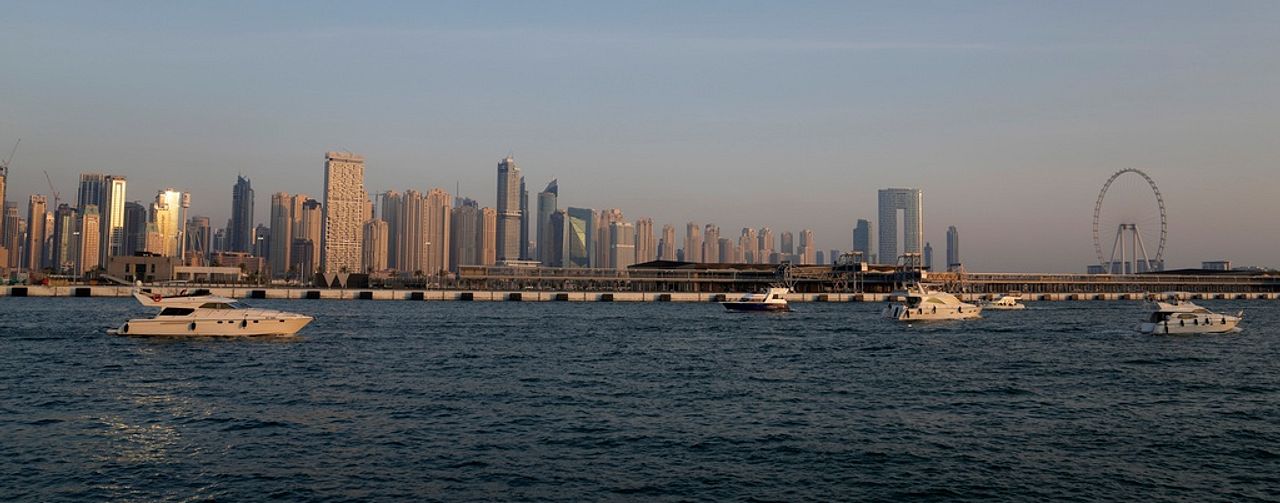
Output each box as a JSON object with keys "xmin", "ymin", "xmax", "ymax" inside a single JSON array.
[{"xmin": 3, "ymin": 2, "xmax": 1278, "ymax": 271}]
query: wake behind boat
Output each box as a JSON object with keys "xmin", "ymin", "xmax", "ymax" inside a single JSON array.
[
  {"xmin": 108, "ymin": 284, "xmax": 313, "ymax": 337},
  {"xmin": 721, "ymin": 287, "xmax": 791, "ymax": 312}
]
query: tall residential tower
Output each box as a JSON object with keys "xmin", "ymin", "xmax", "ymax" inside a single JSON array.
[
  {"xmin": 877, "ymin": 188, "xmax": 923, "ymax": 264},
  {"xmin": 321, "ymin": 151, "xmax": 366, "ymax": 274}
]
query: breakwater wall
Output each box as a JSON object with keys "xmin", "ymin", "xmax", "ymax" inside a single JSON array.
[{"xmin": 3, "ymin": 286, "xmax": 1278, "ymax": 302}]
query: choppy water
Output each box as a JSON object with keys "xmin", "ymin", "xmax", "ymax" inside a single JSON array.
[{"xmin": 1, "ymin": 298, "xmax": 1278, "ymax": 501}]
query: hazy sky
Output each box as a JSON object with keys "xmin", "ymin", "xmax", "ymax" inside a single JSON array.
[{"xmin": 3, "ymin": 1, "xmax": 1278, "ymax": 272}]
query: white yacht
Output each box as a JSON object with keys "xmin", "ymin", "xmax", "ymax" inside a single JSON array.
[
  {"xmin": 883, "ymin": 284, "xmax": 982, "ymax": 321},
  {"xmin": 722, "ymin": 287, "xmax": 791, "ymax": 312},
  {"xmin": 1138, "ymin": 298, "xmax": 1242, "ymax": 335},
  {"xmin": 109, "ymin": 286, "xmax": 313, "ymax": 337},
  {"xmin": 982, "ymin": 294, "xmax": 1026, "ymax": 310}
]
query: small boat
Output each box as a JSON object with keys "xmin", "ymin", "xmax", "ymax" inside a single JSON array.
[
  {"xmin": 1138, "ymin": 298, "xmax": 1242, "ymax": 334},
  {"xmin": 982, "ymin": 294, "xmax": 1026, "ymax": 310},
  {"xmin": 722, "ymin": 287, "xmax": 791, "ymax": 312},
  {"xmin": 108, "ymin": 285, "xmax": 313, "ymax": 336},
  {"xmin": 883, "ymin": 284, "xmax": 982, "ymax": 321}
]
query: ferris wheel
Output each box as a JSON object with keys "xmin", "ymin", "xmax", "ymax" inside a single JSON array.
[{"xmin": 1092, "ymin": 169, "xmax": 1166, "ymax": 273}]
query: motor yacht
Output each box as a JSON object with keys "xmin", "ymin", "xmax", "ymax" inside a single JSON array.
[
  {"xmin": 883, "ymin": 284, "xmax": 982, "ymax": 321},
  {"xmin": 1138, "ymin": 298, "xmax": 1242, "ymax": 334},
  {"xmin": 722, "ymin": 287, "xmax": 791, "ymax": 312},
  {"xmin": 982, "ymin": 294, "xmax": 1026, "ymax": 310},
  {"xmin": 108, "ymin": 286, "xmax": 313, "ymax": 336}
]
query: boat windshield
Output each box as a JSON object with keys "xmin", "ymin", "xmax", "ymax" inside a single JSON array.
[{"xmin": 199, "ymin": 302, "xmax": 248, "ymax": 310}]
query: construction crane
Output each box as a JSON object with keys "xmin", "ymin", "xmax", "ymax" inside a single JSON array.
[
  {"xmin": 43, "ymin": 169, "xmax": 61, "ymax": 208},
  {"xmin": 0, "ymin": 138, "xmax": 17, "ymax": 176}
]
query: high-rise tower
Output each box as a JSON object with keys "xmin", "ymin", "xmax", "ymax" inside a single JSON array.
[
  {"xmin": 660, "ymin": 224, "xmax": 676, "ymax": 261},
  {"xmin": 269, "ymin": 193, "xmax": 294, "ymax": 277},
  {"xmin": 231, "ymin": 175, "xmax": 254, "ymax": 253},
  {"xmin": 878, "ymin": 188, "xmax": 923, "ymax": 264},
  {"xmin": 151, "ymin": 189, "xmax": 189, "ymax": 258},
  {"xmin": 101, "ymin": 176, "xmax": 127, "ymax": 264},
  {"xmin": 946, "ymin": 225, "xmax": 960, "ymax": 269},
  {"xmin": 519, "ymin": 176, "xmax": 529, "ymax": 260},
  {"xmin": 495, "ymin": 156, "xmax": 521, "ymax": 262},
  {"xmin": 684, "ymin": 222, "xmax": 702, "ymax": 263},
  {"xmin": 852, "ymin": 219, "xmax": 872, "ymax": 260},
  {"xmin": 537, "ymin": 180, "xmax": 558, "ymax": 264},
  {"xmin": 321, "ymin": 151, "xmax": 366, "ymax": 274},
  {"xmin": 634, "ymin": 218, "xmax": 655, "ymax": 264}
]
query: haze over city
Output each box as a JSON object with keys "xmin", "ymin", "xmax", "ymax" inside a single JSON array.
[{"xmin": 3, "ymin": 1, "xmax": 1278, "ymax": 272}]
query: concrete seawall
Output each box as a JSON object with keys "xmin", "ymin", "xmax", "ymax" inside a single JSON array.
[{"xmin": 2, "ymin": 286, "xmax": 1278, "ymax": 302}]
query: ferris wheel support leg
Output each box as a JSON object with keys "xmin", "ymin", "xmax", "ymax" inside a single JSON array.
[
  {"xmin": 1134, "ymin": 226, "xmax": 1153, "ymax": 273},
  {"xmin": 1109, "ymin": 224, "xmax": 1125, "ymax": 273}
]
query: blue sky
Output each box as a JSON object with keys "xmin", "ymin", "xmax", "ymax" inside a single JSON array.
[{"xmin": 3, "ymin": 1, "xmax": 1278, "ymax": 271}]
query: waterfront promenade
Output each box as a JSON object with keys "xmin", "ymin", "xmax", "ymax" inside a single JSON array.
[{"xmin": 3, "ymin": 285, "xmax": 1277, "ymax": 302}]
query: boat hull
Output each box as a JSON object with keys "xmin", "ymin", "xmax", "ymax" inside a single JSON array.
[
  {"xmin": 1138, "ymin": 317, "xmax": 1241, "ymax": 335},
  {"xmin": 111, "ymin": 316, "xmax": 313, "ymax": 337},
  {"xmin": 882, "ymin": 304, "xmax": 982, "ymax": 321},
  {"xmin": 722, "ymin": 302, "xmax": 790, "ymax": 312}
]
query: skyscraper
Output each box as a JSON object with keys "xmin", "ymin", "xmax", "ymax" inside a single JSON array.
[
  {"xmin": 362, "ymin": 219, "xmax": 389, "ymax": 272},
  {"xmin": 396, "ymin": 190, "xmax": 428, "ymax": 275},
  {"xmin": 252, "ymin": 224, "xmax": 271, "ymax": 261},
  {"xmin": 758, "ymin": 227, "xmax": 775, "ymax": 259},
  {"xmin": 51, "ymin": 204, "xmax": 77, "ymax": 273},
  {"xmin": 565, "ymin": 207, "xmax": 594, "ymax": 268},
  {"xmin": 269, "ymin": 193, "xmax": 294, "ymax": 277},
  {"xmin": 185, "ymin": 216, "xmax": 211, "ymax": 263},
  {"xmin": 0, "ymin": 160, "xmax": 7, "ymax": 241},
  {"xmin": 852, "ymin": 219, "xmax": 872, "ymax": 259},
  {"xmin": 297, "ymin": 198, "xmax": 322, "ymax": 276},
  {"xmin": 739, "ymin": 227, "xmax": 758, "ymax": 264},
  {"xmin": 547, "ymin": 210, "xmax": 568, "ymax": 267},
  {"xmin": 634, "ymin": 218, "xmax": 655, "ymax": 265},
  {"xmin": 923, "ymin": 242, "xmax": 934, "ymax": 270},
  {"xmin": 878, "ymin": 188, "xmax": 923, "ymax": 264},
  {"xmin": 450, "ymin": 198, "xmax": 483, "ymax": 270},
  {"xmin": 609, "ymin": 221, "xmax": 635, "ymax": 270},
  {"xmin": 230, "ymin": 176, "xmax": 254, "ymax": 253},
  {"xmin": 321, "ymin": 151, "xmax": 366, "ymax": 274},
  {"xmin": 519, "ymin": 176, "xmax": 529, "ymax": 260},
  {"xmin": 423, "ymin": 188, "xmax": 452, "ymax": 277},
  {"xmin": 495, "ymin": 156, "xmax": 521, "ymax": 262},
  {"xmin": 81, "ymin": 207, "xmax": 104, "ymax": 273},
  {"xmin": 381, "ymin": 191, "xmax": 401, "ymax": 271},
  {"xmin": 480, "ymin": 207, "xmax": 497, "ymax": 266},
  {"xmin": 101, "ymin": 176, "xmax": 127, "ymax": 264},
  {"xmin": 151, "ymin": 189, "xmax": 188, "ymax": 258},
  {"xmin": 660, "ymin": 224, "xmax": 676, "ymax": 261},
  {"xmin": 24, "ymin": 195, "xmax": 46, "ymax": 271},
  {"xmin": 2, "ymin": 203, "xmax": 21, "ymax": 270},
  {"xmin": 536, "ymin": 180, "xmax": 558, "ymax": 264},
  {"xmin": 596, "ymin": 208, "xmax": 624, "ymax": 269},
  {"xmin": 799, "ymin": 229, "xmax": 816, "ymax": 265},
  {"xmin": 780, "ymin": 231, "xmax": 794, "ymax": 255},
  {"xmin": 76, "ymin": 174, "xmax": 106, "ymax": 212},
  {"xmin": 946, "ymin": 225, "xmax": 960, "ymax": 269},
  {"xmin": 703, "ymin": 224, "xmax": 721, "ymax": 263},
  {"xmin": 684, "ymin": 222, "xmax": 702, "ymax": 263},
  {"xmin": 123, "ymin": 201, "xmax": 146, "ymax": 257}
]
